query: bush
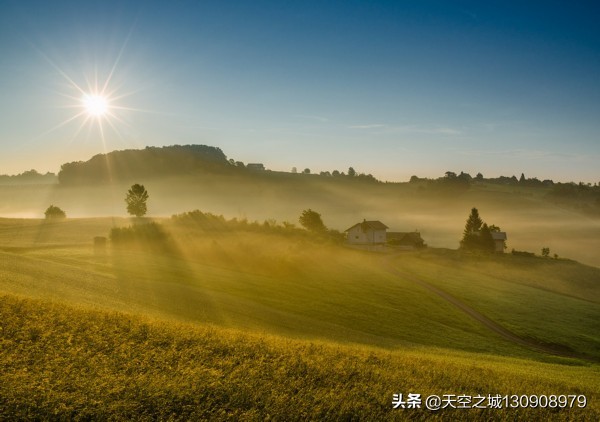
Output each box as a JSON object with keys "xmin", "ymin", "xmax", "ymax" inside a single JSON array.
[
  {"xmin": 109, "ymin": 222, "xmax": 172, "ymax": 253},
  {"xmin": 511, "ymin": 249, "xmax": 535, "ymax": 257},
  {"xmin": 44, "ymin": 205, "xmax": 66, "ymax": 219}
]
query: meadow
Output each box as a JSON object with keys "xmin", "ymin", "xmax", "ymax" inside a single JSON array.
[{"xmin": 0, "ymin": 216, "xmax": 599, "ymax": 419}]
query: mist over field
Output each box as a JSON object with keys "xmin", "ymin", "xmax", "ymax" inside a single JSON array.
[{"xmin": 2, "ymin": 165, "xmax": 599, "ymax": 268}]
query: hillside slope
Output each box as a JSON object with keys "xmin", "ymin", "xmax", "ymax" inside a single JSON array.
[
  {"xmin": 0, "ymin": 218, "xmax": 598, "ymax": 362},
  {"xmin": 1, "ymin": 294, "xmax": 598, "ymax": 421}
]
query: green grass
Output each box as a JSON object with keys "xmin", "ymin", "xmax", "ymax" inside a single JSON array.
[
  {"xmin": 390, "ymin": 249, "xmax": 600, "ymax": 358},
  {"xmin": 1, "ymin": 294, "xmax": 598, "ymax": 421},
  {"xmin": 0, "ymin": 217, "xmax": 599, "ymax": 419}
]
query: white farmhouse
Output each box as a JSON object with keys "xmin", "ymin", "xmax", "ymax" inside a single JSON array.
[{"xmin": 345, "ymin": 220, "xmax": 388, "ymax": 245}]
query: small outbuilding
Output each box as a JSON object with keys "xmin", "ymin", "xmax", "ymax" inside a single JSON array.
[
  {"xmin": 492, "ymin": 231, "xmax": 507, "ymax": 253},
  {"xmin": 345, "ymin": 220, "xmax": 388, "ymax": 245},
  {"xmin": 246, "ymin": 163, "xmax": 265, "ymax": 171}
]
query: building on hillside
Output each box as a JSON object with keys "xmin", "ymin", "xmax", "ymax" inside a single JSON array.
[
  {"xmin": 387, "ymin": 232, "xmax": 425, "ymax": 249},
  {"xmin": 491, "ymin": 231, "xmax": 507, "ymax": 253},
  {"xmin": 345, "ymin": 220, "xmax": 388, "ymax": 245},
  {"xmin": 246, "ymin": 163, "xmax": 265, "ymax": 171}
]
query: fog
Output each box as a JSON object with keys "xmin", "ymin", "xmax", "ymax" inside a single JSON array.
[{"xmin": 1, "ymin": 174, "xmax": 599, "ymax": 267}]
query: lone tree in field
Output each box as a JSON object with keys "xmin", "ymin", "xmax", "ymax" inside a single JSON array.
[
  {"xmin": 44, "ymin": 205, "xmax": 66, "ymax": 219},
  {"xmin": 299, "ymin": 209, "xmax": 326, "ymax": 233},
  {"xmin": 125, "ymin": 184, "xmax": 149, "ymax": 217}
]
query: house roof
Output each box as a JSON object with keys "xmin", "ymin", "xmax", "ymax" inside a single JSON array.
[
  {"xmin": 491, "ymin": 232, "xmax": 507, "ymax": 240},
  {"xmin": 345, "ymin": 220, "xmax": 388, "ymax": 232}
]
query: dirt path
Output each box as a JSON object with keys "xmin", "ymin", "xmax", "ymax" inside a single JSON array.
[{"xmin": 383, "ymin": 257, "xmax": 599, "ymax": 363}]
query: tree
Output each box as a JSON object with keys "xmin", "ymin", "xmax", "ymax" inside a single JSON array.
[
  {"xmin": 302, "ymin": 168, "xmax": 311, "ymax": 174},
  {"xmin": 348, "ymin": 167, "xmax": 356, "ymax": 177},
  {"xmin": 460, "ymin": 208, "xmax": 484, "ymax": 250},
  {"xmin": 460, "ymin": 208, "xmax": 505, "ymax": 252},
  {"xmin": 541, "ymin": 247, "xmax": 550, "ymax": 258},
  {"xmin": 445, "ymin": 171, "xmax": 457, "ymax": 179},
  {"xmin": 299, "ymin": 209, "xmax": 326, "ymax": 233},
  {"xmin": 125, "ymin": 184, "xmax": 149, "ymax": 217},
  {"xmin": 291, "ymin": 167, "xmax": 297, "ymax": 174},
  {"xmin": 463, "ymin": 207, "xmax": 483, "ymax": 235},
  {"xmin": 479, "ymin": 223, "xmax": 495, "ymax": 252},
  {"xmin": 44, "ymin": 205, "xmax": 66, "ymax": 219}
]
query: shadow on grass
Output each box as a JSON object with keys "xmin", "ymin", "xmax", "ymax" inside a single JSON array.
[{"xmin": 108, "ymin": 221, "xmax": 224, "ymax": 324}]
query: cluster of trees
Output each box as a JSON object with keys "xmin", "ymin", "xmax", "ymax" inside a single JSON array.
[
  {"xmin": 409, "ymin": 171, "xmax": 471, "ymax": 193},
  {"xmin": 409, "ymin": 171, "xmax": 559, "ymax": 189},
  {"xmin": 459, "ymin": 208, "xmax": 504, "ymax": 253},
  {"xmin": 110, "ymin": 222, "xmax": 169, "ymax": 245},
  {"xmin": 172, "ymin": 210, "xmax": 303, "ymax": 234},
  {"xmin": 171, "ymin": 208, "xmax": 343, "ymax": 241},
  {"xmin": 290, "ymin": 166, "xmax": 379, "ymax": 183}
]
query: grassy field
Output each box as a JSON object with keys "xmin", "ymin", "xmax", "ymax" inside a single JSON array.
[
  {"xmin": 0, "ymin": 217, "xmax": 599, "ymax": 419},
  {"xmin": 1, "ymin": 294, "xmax": 598, "ymax": 420}
]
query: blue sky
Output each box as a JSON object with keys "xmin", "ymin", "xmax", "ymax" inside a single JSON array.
[{"xmin": 0, "ymin": 0, "xmax": 599, "ymax": 182}]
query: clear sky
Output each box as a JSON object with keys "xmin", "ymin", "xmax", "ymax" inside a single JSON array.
[{"xmin": 1, "ymin": 0, "xmax": 599, "ymax": 182}]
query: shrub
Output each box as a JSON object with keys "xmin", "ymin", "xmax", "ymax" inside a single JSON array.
[{"xmin": 44, "ymin": 205, "xmax": 66, "ymax": 219}]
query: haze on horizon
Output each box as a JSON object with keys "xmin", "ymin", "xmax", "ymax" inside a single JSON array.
[{"xmin": 0, "ymin": 0, "xmax": 599, "ymax": 183}]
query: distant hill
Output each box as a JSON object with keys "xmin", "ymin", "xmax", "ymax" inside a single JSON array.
[
  {"xmin": 58, "ymin": 145, "xmax": 229, "ymax": 185},
  {"xmin": 57, "ymin": 144, "xmax": 382, "ymax": 186}
]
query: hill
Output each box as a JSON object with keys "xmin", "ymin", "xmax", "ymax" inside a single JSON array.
[
  {"xmin": 57, "ymin": 144, "xmax": 229, "ymax": 185},
  {"xmin": 0, "ymin": 217, "xmax": 599, "ymax": 418},
  {"xmin": 0, "ymin": 217, "xmax": 598, "ymax": 360}
]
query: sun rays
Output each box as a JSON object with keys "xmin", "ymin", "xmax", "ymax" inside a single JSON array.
[{"xmin": 31, "ymin": 27, "xmax": 145, "ymax": 152}]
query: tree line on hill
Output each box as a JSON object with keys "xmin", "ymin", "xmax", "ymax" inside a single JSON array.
[
  {"xmin": 58, "ymin": 145, "xmax": 230, "ymax": 185},
  {"xmin": 409, "ymin": 171, "xmax": 570, "ymax": 190},
  {"xmin": 0, "ymin": 169, "xmax": 57, "ymax": 185}
]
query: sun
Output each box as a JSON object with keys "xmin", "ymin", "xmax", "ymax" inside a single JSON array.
[
  {"xmin": 82, "ymin": 93, "xmax": 109, "ymax": 117},
  {"xmin": 36, "ymin": 40, "xmax": 145, "ymax": 145}
]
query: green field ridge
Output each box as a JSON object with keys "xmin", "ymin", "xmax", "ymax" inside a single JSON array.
[{"xmin": 1, "ymin": 294, "xmax": 598, "ymax": 421}]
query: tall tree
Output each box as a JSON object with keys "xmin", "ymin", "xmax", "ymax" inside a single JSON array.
[
  {"xmin": 463, "ymin": 207, "xmax": 483, "ymax": 235},
  {"xmin": 348, "ymin": 167, "xmax": 356, "ymax": 177},
  {"xmin": 125, "ymin": 184, "xmax": 149, "ymax": 217},
  {"xmin": 460, "ymin": 207, "xmax": 484, "ymax": 250}
]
